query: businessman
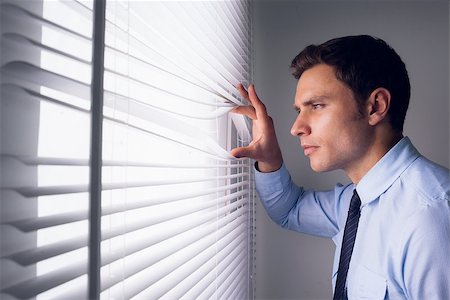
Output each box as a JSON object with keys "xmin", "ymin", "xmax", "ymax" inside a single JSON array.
[{"xmin": 231, "ymin": 35, "xmax": 450, "ymax": 299}]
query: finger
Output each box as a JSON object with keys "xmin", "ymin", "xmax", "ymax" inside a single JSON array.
[
  {"xmin": 231, "ymin": 105, "xmax": 257, "ymax": 120},
  {"xmin": 236, "ymin": 83, "xmax": 250, "ymax": 102},
  {"xmin": 230, "ymin": 145, "xmax": 255, "ymax": 159},
  {"xmin": 247, "ymin": 84, "xmax": 268, "ymax": 118}
]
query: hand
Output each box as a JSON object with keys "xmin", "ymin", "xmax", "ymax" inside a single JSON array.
[{"xmin": 231, "ymin": 84, "xmax": 283, "ymax": 172}]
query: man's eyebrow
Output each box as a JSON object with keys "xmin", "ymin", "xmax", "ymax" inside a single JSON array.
[{"xmin": 293, "ymin": 96, "xmax": 329, "ymax": 110}]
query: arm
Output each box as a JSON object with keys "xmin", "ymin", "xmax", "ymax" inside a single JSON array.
[{"xmin": 255, "ymin": 163, "xmax": 347, "ymax": 238}]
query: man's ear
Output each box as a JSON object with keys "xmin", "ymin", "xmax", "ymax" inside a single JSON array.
[{"xmin": 366, "ymin": 88, "xmax": 391, "ymax": 126}]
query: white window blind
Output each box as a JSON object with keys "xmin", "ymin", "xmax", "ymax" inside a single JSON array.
[{"xmin": 0, "ymin": 0, "xmax": 255, "ymax": 299}]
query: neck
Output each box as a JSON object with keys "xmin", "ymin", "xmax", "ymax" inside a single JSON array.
[{"xmin": 347, "ymin": 130, "xmax": 403, "ymax": 184}]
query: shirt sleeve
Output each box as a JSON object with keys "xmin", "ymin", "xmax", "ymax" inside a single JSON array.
[{"xmin": 254, "ymin": 163, "xmax": 352, "ymax": 239}]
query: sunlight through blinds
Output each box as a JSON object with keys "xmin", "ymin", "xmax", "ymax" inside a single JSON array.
[
  {"xmin": 1, "ymin": 0, "xmax": 93, "ymax": 299},
  {"xmin": 0, "ymin": 0, "xmax": 255, "ymax": 299},
  {"xmin": 100, "ymin": 1, "xmax": 255, "ymax": 299}
]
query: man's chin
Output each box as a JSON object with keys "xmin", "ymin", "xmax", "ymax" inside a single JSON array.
[{"xmin": 309, "ymin": 160, "xmax": 333, "ymax": 173}]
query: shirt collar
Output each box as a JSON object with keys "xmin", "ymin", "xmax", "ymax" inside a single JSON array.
[{"xmin": 356, "ymin": 137, "xmax": 421, "ymax": 206}]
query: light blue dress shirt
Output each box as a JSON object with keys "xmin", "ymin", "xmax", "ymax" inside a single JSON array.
[{"xmin": 255, "ymin": 137, "xmax": 450, "ymax": 299}]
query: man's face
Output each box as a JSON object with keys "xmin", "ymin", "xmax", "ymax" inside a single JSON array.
[{"xmin": 291, "ymin": 64, "xmax": 374, "ymax": 175}]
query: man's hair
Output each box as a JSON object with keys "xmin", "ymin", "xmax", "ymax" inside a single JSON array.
[{"xmin": 290, "ymin": 35, "xmax": 410, "ymax": 132}]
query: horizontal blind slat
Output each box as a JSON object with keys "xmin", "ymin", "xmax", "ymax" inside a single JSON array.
[
  {"xmin": 3, "ymin": 32, "xmax": 90, "ymax": 64},
  {"xmin": 177, "ymin": 2, "xmax": 247, "ymax": 66},
  {"xmin": 4, "ymin": 236, "xmax": 87, "ymax": 266},
  {"xmin": 179, "ymin": 239, "xmax": 247, "ymax": 300},
  {"xmin": 100, "ymin": 210, "xmax": 248, "ymax": 293},
  {"xmin": 1, "ymin": 2, "xmax": 92, "ymax": 41},
  {"xmin": 189, "ymin": 244, "xmax": 245, "ymax": 299},
  {"xmin": 101, "ymin": 181, "xmax": 248, "ymax": 215},
  {"xmin": 3, "ymin": 211, "xmax": 248, "ymax": 297},
  {"xmin": 104, "ymin": 21, "xmax": 223, "ymax": 101},
  {"xmin": 101, "ymin": 197, "xmax": 248, "ymax": 247},
  {"xmin": 103, "ymin": 47, "xmax": 234, "ymax": 106},
  {"xmin": 107, "ymin": 215, "xmax": 248, "ymax": 299},
  {"xmin": 103, "ymin": 84, "xmax": 234, "ymax": 120},
  {"xmin": 160, "ymin": 231, "xmax": 247, "ymax": 300},
  {"xmin": 201, "ymin": 2, "xmax": 247, "ymax": 56},
  {"xmin": 3, "ymin": 32, "xmax": 237, "ymax": 115},
  {"xmin": 219, "ymin": 257, "xmax": 248, "ymax": 299},
  {"xmin": 104, "ymin": 3, "xmax": 244, "ymax": 105},
  {"xmin": 133, "ymin": 226, "xmax": 248, "ymax": 300},
  {"xmin": 2, "ymin": 61, "xmax": 90, "ymax": 100},
  {"xmin": 2, "ymin": 260, "xmax": 86, "ymax": 299},
  {"xmin": 10, "ymin": 172, "xmax": 248, "ymax": 197},
  {"xmin": 221, "ymin": 2, "xmax": 247, "ymax": 41},
  {"xmin": 1, "ymin": 83, "xmax": 90, "ymax": 116},
  {"xmin": 157, "ymin": 2, "xmax": 245, "ymax": 82},
  {"xmin": 101, "ymin": 203, "xmax": 248, "ymax": 269},
  {"xmin": 226, "ymin": 272, "xmax": 248, "ymax": 300},
  {"xmin": 1, "ymin": 84, "xmax": 238, "ymax": 161},
  {"xmin": 5, "ymin": 193, "xmax": 248, "ymax": 265},
  {"xmin": 197, "ymin": 247, "xmax": 248, "ymax": 299},
  {"xmin": 3, "ymin": 154, "xmax": 249, "ymax": 169}
]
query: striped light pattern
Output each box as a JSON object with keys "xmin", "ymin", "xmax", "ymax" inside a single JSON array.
[{"xmin": 0, "ymin": 0, "xmax": 255, "ymax": 299}]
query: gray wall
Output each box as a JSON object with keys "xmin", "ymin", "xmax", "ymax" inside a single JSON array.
[{"xmin": 253, "ymin": 1, "xmax": 449, "ymax": 299}]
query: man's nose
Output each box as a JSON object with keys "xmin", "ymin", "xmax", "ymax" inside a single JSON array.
[{"xmin": 290, "ymin": 114, "xmax": 311, "ymax": 136}]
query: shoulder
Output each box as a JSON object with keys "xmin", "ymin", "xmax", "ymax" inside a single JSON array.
[
  {"xmin": 395, "ymin": 156, "xmax": 450, "ymax": 244},
  {"xmin": 402, "ymin": 155, "xmax": 449, "ymax": 203},
  {"xmin": 387, "ymin": 155, "xmax": 450, "ymax": 238}
]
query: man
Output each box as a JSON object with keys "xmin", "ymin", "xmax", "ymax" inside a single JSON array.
[{"xmin": 231, "ymin": 35, "xmax": 450, "ymax": 299}]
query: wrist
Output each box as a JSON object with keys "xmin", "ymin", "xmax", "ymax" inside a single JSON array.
[{"xmin": 256, "ymin": 159, "xmax": 282, "ymax": 173}]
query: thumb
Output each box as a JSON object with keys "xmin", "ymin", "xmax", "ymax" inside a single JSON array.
[{"xmin": 230, "ymin": 146, "xmax": 254, "ymax": 159}]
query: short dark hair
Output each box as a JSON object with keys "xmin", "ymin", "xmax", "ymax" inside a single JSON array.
[{"xmin": 290, "ymin": 35, "xmax": 410, "ymax": 132}]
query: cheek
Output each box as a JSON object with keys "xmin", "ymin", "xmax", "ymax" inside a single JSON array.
[
  {"xmin": 314, "ymin": 114, "xmax": 350, "ymax": 146},
  {"xmin": 332, "ymin": 124, "xmax": 372, "ymax": 162},
  {"xmin": 312, "ymin": 113, "xmax": 336, "ymax": 135},
  {"xmin": 316, "ymin": 117, "xmax": 367, "ymax": 157}
]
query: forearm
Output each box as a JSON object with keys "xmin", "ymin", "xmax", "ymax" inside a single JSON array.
[
  {"xmin": 254, "ymin": 163, "xmax": 344, "ymax": 237},
  {"xmin": 255, "ymin": 163, "xmax": 303, "ymax": 228}
]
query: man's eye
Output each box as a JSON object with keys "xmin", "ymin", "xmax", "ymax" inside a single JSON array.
[{"xmin": 312, "ymin": 104, "xmax": 323, "ymax": 109}]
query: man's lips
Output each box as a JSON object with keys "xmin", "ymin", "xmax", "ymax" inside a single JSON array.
[{"xmin": 301, "ymin": 145, "xmax": 319, "ymax": 156}]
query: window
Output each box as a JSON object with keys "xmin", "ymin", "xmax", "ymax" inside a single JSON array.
[{"xmin": 0, "ymin": 0, "xmax": 255, "ymax": 299}]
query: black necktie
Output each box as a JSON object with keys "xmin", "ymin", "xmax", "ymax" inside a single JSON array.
[{"xmin": 333, "ymin": 189, "xmax": 361, "ymax": 300}]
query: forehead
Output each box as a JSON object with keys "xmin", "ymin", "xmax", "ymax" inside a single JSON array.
[{"xmin": 295, "ymin": 64, "xmax": 353, "ymax": 103}]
